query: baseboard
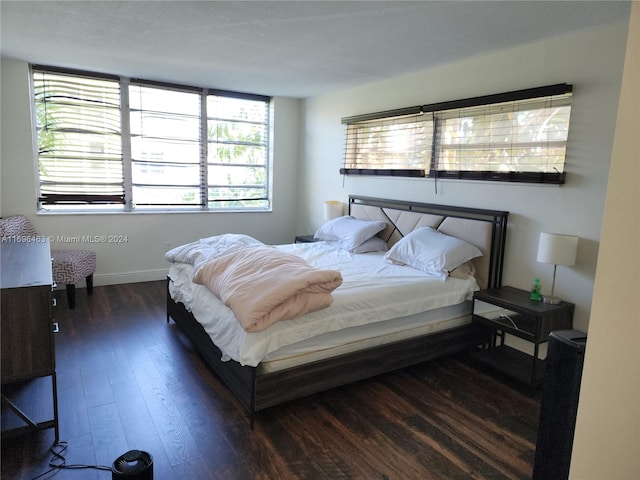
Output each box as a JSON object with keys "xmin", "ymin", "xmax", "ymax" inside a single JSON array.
[{"xmin": 54, "ymin": 268, "xmax": 169, "ymax": 289}]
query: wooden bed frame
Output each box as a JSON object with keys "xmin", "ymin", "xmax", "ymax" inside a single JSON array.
[{"xmin": 166, "ymin": 196, "xmax": 509, "ymax": 427}]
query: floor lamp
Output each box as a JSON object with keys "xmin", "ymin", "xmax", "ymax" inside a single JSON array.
[{"xmin": 536, "ymin": 232, "xmax": 579, "ymax": 304}]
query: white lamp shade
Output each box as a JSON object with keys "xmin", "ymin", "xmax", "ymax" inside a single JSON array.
[
  {"xmin": 323, "ymin": 200, "xmax": 343, "ymax": 221},
  {"xmin": 537, "ymin": 232, "xmax": 578, "ymax": 266}
]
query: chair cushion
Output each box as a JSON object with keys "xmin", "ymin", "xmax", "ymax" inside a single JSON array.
[
  {"xmin": 0, "ymin": 215, "xmax": 38, "ymax": 238},
  {"xmin": 52, "ymin": 249, "xmax": 97, "ymax": 284}
]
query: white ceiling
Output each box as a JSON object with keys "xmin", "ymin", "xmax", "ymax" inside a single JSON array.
[{"xmin": 0, "ymin": 1, "xmax": 631, "ymax": 98}]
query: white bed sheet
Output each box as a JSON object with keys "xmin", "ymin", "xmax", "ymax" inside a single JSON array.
[{"xmin": 168, "ymin": 242, "xmax": 479, "ymax": 367}]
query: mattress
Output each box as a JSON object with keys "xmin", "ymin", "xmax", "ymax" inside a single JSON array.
[
  {"xmin": 258, "ymin": 302, "xmax": 472, "ymax": 373},
  {"xmin": 168, "ymin": 241, "xmax": 479, "ymax": 367}
]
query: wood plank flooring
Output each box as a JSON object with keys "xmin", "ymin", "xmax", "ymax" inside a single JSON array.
[{"xmin": 1, "ymin": 281, "xmax": 541, "ymax": 479}]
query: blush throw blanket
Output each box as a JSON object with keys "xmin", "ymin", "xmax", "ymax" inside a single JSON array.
[{"xmin": 193, "ymin": 245, "xmax": 343, "ymax": 332}]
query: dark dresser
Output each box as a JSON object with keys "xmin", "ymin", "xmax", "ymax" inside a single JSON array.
[{"xmin": 1, "ymin": 238, "xmax": 58, "ymax": 440}]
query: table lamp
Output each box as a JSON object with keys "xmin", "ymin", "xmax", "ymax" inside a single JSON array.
[
  {"xmin": 324, "ymin": 200, "xmax": 343, "ymax": 221},
  {"xmin": 536, "ymin": 232, "xmax": 578, "ymax": 304}
]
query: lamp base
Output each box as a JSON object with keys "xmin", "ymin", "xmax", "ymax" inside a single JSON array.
[{"xmin": 543, "ymin": 295, "xmax": 563, "ymax": 305}]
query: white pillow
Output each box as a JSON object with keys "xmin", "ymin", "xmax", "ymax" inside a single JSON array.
[
  {"xmin": 314, "ymin": 216, "xmax": 387, "ymax": 251},
  {"xmin": 325, "ymin": 236, "xmax": 388, "ymax": 254},
  {"xmin": 383, "ymin": 227, "xmax": 482, "ymax": 280}
]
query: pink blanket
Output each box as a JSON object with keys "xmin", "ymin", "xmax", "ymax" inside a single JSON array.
[{"xmin": 193, "ymin": 246, "xmax": 343, "ymax": 332}]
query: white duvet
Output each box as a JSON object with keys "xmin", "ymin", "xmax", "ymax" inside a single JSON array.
[{"xmin": 168, "ymin": 241, "xmax": 479, "ymax": 367}]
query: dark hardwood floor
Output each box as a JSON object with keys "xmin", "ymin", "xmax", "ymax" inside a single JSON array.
[{"xmin": 1, "ymin": 281, "xmax": 541, "ymax": 479}]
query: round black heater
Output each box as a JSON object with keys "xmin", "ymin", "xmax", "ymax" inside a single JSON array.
[{"xmin": 112, "ymin": 450, "xmax": 153, "ymax": 480}]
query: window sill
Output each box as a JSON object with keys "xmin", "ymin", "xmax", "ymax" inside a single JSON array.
[{"xmin": 37, "ymin": 207, "xmax": 273, "ymax": 216}]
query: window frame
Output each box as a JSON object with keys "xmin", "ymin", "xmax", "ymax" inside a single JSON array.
[
  {"xmin": 341, "ymin": 84, "xmax": 572, "ymax": 185},
  {"xmin": 32, "ymin": 65, "xmax": 272, "ymax": 214}
]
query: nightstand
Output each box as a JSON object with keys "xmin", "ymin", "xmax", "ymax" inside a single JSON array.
[
  {"xmin": 469, "ymin": 286, "xmax": 574, "ymax": 386},
  {"xmin": 294, "ymin": 235, "xmax": 317, "ymax": 243}
]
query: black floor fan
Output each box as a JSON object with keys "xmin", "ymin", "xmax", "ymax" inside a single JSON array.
[{"xmin": 112, "ymin": 450, "xmax": 153, "ymax": 480}]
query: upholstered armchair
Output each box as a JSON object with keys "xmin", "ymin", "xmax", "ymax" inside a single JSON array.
[{"xmin": 0, "ymin": 215, "xmax": 96, "ymax": 309}]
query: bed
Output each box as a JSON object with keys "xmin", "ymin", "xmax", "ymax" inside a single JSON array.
[{"xmin": 166, "ymin": 195, "xmax": 509, "ymax": 426}]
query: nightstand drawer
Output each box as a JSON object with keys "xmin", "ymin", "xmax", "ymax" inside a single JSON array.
[{"xmin": 473, "ymin": 300, "xmax": 538, "ymax": 341}]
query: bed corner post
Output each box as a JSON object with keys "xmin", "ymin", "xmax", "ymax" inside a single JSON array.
[
  {"xmin": 249, "ymin": 368, "xmax": 257, "ymax": 430},
  {"xmin": 166, "ymin": 276, "xmax": 171, "ymax": 323}
]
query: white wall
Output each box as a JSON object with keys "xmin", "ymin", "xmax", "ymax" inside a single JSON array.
[
  {"xmin": 571, "ymin": 2, "xmax": 639, "ymax": 477},
  {"xmin": 0, "ymin": 57, "xmax": 302, "ymax": 286},
  {"xmin": 299, "ymin": 21, "xmax": 629, "ymax": 333}
]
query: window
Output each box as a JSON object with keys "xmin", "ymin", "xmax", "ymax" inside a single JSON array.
[
  {"xmin": 129, "ymin": 83, "xmax": 202, "ymax": 208},
  {"xmin": 33, "ymin": 69, "xmax": 124, "ymax": 206},
  {"xmin": 33, "ymin": 66, "xmax": 271, "ymax": 212},
  {"xmin": 206, "ymin": 94, "xmax": 269, "ymax": 208},
  {"xmin": 341, "ymin": 84, "xmax": 572, "ymax": 184},
  {"xmin": 343, "ymin": 111, "xmax": 433, "ymax": 177}
]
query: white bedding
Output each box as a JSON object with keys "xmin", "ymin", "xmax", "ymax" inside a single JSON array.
[{"xmin": 168, "ymin": 241, "xmax": 479, "ymax": 367}]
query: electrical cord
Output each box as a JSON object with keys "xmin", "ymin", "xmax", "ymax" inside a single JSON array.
[{"xmin": 32, "ymin": 441, "xmax": 111, "ymax": 479}]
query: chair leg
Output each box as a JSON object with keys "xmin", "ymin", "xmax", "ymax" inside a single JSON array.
[
  {"xmin": 66, "ymin": 284, "xmax": 76, "ymax": 309},
  {"xmin": 86, "ymin": 274, "xmax": 94, "ymax": 295}
]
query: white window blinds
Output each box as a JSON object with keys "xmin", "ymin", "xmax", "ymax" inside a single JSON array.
[
  {"xmin": 34, "ymin": 69, "xmax": 124, "ymax": 204},
  {"xmin": 341, "ymin": 84, "xmax": 572, "ymax": 184},
  {"xmin": 342, "ymin": 112, "xmax": 432, "ymax": 177},
  {"xmin": 436, "ymin": 93, "xmax": 572, "ymax": 176}
]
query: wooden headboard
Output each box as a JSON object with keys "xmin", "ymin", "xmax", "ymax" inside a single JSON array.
[{"xmin": 348, "ymin": 195, "xmax": 509, "ymax": 290}]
